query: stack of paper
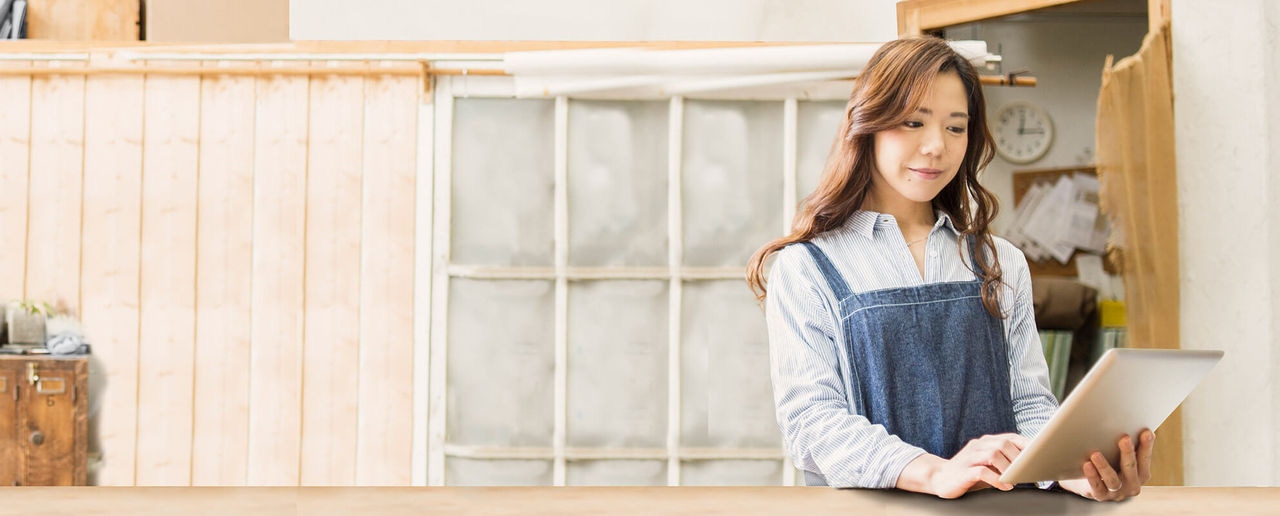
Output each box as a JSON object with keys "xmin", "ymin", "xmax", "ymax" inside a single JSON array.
[
  {"xmin": 1039, "ymin": 329, "xmax": 1073, "ymax": 402},
  {"xmin": 1008, "ymin": 174, "xmax": 1109, "ymax": 264}
]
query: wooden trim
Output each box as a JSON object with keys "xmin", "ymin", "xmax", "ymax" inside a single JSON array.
[
  {"xmin": 897, "ymin": 0, "xmax": 1086, "ymax": 36},
  {"xmin": 0, "ymin": 40, "xmax": 833, "ymax": 54},
  {"xmin": 1149, "ymin": 0, "xmax": 1170, "ymax": 32},
  {"xmin": 2, "ymin": 486, "xmax": 1280, "ymax": 513}
]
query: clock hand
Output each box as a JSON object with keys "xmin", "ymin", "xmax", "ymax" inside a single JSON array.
[{"xmin": 1018, "ymin": 110, "xmax": 1026, "ymax": 135}]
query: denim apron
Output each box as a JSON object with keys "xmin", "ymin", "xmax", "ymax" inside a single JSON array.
[{"xmin": 799, "ymin": 240, "xmax": 1018, "ymax": 487}]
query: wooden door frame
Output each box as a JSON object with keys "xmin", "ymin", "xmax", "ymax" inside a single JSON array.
[{"xmin": 897, "ymin": 0, "xmax": 1169, "ymax": 36}]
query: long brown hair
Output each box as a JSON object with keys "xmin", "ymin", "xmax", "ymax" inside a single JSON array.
[{"xmin": 745, "ymin": 36, "xmax": 1005, "ymax": 317}]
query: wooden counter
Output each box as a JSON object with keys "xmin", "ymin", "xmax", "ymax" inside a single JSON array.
[{"xmin": 5, "ymin": 486, "xmax": 1277, "ymax": 515}]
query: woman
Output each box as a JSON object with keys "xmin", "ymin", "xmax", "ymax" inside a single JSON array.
[{"xmin": 745, "ymin": 37, "xmax": 1153, "ymax": 501}]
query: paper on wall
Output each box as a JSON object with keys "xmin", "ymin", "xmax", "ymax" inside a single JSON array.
[
  {"xmin": 1062, "ymin": 174, "xmax": 1109, "ymax": 253},
  {"xmin": 1007, "ymin": 182, "xmax": 1046, "ymax": 251},
  {"xmin": 1020, "ymin": 176, "xmax": 1077, "ymax": 264},
  {"xmin": 1075, "ymin": 253, "xmax": 1108, "ymax": 294}
]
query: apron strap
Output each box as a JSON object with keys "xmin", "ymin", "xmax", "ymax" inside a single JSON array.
[
  {"xmin": 966, "ymin": 234, "xmax": 987, "ymax": 281},
  {"xmin": 799, "ymin": 242, "xmax": 853, "ymax": 301}
]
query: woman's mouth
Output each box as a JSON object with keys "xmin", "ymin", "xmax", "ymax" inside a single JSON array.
[{"xmin": 909, "ymin": 167, "xmax": 943, "ymax": 179}]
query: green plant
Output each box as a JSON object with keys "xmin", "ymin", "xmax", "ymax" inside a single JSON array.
[{"xmin": 13, "ymin": 300, "xmax": 53, "ymax": 317}]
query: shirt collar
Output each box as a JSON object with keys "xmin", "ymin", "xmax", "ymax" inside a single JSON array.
[{"xmin": 844, "ymin": 209, "xmax": 963, "ymax": 239}]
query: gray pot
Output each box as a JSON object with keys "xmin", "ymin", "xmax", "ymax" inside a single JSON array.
[{"xmin": 6, "ymin": 310, "xmax": 45, "ymax": 345}]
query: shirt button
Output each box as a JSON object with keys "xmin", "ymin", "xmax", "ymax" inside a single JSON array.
[{"xmin": 929, "ymin": 250, "xmax": 938, "ymax": 258}]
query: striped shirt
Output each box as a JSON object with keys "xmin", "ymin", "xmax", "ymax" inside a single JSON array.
[{"xmin": 765, "ymin": 209, "xmax": 1058, "ymax": 488}]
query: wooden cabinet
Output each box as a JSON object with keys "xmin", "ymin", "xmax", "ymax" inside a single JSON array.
[{"xmin": 0, "ymin": 356, "xmax": 88, "ymax": 486}]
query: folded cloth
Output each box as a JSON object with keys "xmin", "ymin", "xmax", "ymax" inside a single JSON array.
[{"xmin": 47, "ymin": 331, "xmax": 87, "ymax": 355}]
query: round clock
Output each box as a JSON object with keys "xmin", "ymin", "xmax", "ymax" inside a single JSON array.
[{"xmin": 992, "ymin": 101, "xmax": 1054, "ymax": 164}]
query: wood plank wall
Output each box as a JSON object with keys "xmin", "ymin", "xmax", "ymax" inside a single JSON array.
[
  {"xmin": 0, "ymin": 66, "xmax": 420, "ymax": 486},
  {"xmin": 26, "ymin": 0, "xmax": 141, "ymax": 41}
]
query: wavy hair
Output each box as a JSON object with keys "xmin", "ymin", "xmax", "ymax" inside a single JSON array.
[{"xmin": 745, "ymin": 36, "xmax": 1004, "ymax": 317}]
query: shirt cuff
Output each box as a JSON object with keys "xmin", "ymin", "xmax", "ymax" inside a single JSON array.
[{"xmin": 872, "ymin": 445, "xmax": 928, "ymax": 489}]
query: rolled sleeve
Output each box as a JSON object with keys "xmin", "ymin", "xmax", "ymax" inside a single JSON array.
[
  {"xmin": 997, "ymin": 244, "xmax": 1061, "ymax": 490},
  {"xmin": 766, "ymin": 246, "xmax": 926, "ymax": 488},
  {"xmin": 1000, "ymin": 247, "xmax": 1059, "ymax": 440}
]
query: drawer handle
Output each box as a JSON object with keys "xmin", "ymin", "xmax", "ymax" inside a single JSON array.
[
  {"xmin": 29, "ymin": 430, "xmax": 44, "ymax": 446},
  {"xmin": 36, "ymin": 377, "xmax": 66, "ymax": 395}
]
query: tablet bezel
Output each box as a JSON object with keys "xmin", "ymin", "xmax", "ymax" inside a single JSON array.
[{"xmin": 998, "ymin": 348, "xmax": 1223, "ymax": 484}]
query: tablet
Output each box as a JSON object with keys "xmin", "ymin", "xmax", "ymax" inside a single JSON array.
[{"xmin": 999, "ymin": 348, "xmax": 1223, "ymax": 484}]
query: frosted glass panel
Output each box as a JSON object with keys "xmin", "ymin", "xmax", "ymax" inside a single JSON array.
[
  {"xmin": 452, "ymin": 98, "xmax": 555, "ymax": 266},
  {"xmin": 681, "ymin": 460, "xmax": 783, "ymax": 486},
  {"xmin": 796, "ymin": 101, "xmax": 846, "ymax": 204},
  {"xmin": 682, "ymin": 100, "xmax": 784, "ymax": 267},
  {"xmin": 448, "ymin": 279, "xmax": 554, "ymax": 446},
  {"xmin": 681, "ymin": 281, "xmax": 778, "ymax": 448},
  {"xmin": 567, "ymin": 280, "xmax": 668, "ymax": 448},
  {"xmin": 567, "ymin": 460, "xmax": 667, "ymax": 486},
  {"xmin": 568, "ymin": 100, "xmax": 668, "ymax": 267},
  {"xmin": 446, "ymin": 458, "xmax": 553, "ymax": 486}
]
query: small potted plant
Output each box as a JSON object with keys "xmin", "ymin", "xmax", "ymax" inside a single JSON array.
[{"xmin": 5, "ymin": 299, "xmax": 52, "ymax": 346}]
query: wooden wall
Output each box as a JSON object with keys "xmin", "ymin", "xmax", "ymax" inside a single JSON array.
[
  {"xmin": 0, "ymin": 65, "xmax": 419, "ymax": 486},
  {"xmin": 26, "ymin": 0, "xmax": 141, "ymax": 40}
]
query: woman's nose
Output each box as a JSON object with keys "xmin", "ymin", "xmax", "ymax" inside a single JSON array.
[{"xmin": 920, "ymin": 128, "xmax": 945, "ymax": 156}]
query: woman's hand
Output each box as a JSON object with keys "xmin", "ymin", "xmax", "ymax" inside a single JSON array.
[
  {"xmin": 897, "ymin": 433, "xmax": 1029, "ymax": 499},
  {"xmin": 1058, "ymin": 429, "xmax": 1155, "ymax": 502}
]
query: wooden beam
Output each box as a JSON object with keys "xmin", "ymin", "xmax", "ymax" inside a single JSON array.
[
  {"xmin": 897, "ymin": 0, "xmax": 1085, "ymax": 36},
  {"xmin": 0, "ymin": 40, "xmax": 830, "ymax": 54},
  {"xmin": 1149, "ymin": 0, "xmax": 1170, "ymax": 31}
]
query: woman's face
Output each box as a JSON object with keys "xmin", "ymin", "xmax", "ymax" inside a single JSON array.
[{"xmin": 871, "ymin": 70, "xmax": 970, "ymax": 206}]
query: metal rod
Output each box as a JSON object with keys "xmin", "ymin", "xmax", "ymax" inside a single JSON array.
[{"xmin": 117, "ymin": 51, "xmax": 506, "ymax": 62}]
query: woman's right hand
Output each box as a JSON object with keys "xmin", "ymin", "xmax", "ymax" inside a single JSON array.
[{"xmin": 897, "ymin": 433, "xmax": 1029, "ymax": 499}]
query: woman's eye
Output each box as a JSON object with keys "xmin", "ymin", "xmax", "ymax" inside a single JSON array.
[
  {"xmin": 903, "ymin": 120, "xmax": 924, "ymax": 128},
  {"xmin": 948, "ymin": 126, "xmax": 967, "ymax": 134}
]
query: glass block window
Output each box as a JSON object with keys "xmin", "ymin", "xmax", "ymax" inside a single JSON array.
[{"xmin": 429, "ymin": 76, "xmax": 849, "ymax": 486}]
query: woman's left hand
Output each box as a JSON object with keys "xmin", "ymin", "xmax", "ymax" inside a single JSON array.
[{"xmin": 1058, "ymin": 429, "xmax": 1155, "ymax": 502}]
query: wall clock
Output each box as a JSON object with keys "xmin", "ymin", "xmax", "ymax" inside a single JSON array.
[{"xmin": 992, "ymin": 101, "xmax": 1054, "ymax": 164}]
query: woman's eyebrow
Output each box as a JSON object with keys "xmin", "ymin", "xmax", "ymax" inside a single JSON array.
[{"xmin": 917, "ymin": 107, "xmax": 970, "ymax": 119}]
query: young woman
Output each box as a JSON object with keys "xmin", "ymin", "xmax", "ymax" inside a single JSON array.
[{"xmin": 745, "ymin": 37, "xmax": 1153, "ymax": 501}]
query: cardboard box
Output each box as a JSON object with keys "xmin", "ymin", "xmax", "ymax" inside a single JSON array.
[{"xmin": 145, "ymin": 0, "xmax": 288, "ymax": 43}]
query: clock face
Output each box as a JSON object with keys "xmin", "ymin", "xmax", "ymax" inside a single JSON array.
[{"xmin": 993, "ymin": 102, "xmax": 1053, "ymax": 164}]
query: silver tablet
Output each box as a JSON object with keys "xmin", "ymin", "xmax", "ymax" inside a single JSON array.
[{"xmin": 999, "ymin": 348, "xmax": 1223, "ymax": 484}]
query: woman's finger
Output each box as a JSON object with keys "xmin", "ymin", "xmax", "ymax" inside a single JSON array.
[
  {"xmin": 976, "ymin": 465, "xmax": 1013, "ymax": 491},
  {"xmin": 1090, "ymin": 451, "xmax": 1123, "ymax": 495},
  {"xmin": 1083, "ymin": 462, "xmax": 1108, "ymax": 501},
  {"xmin": 999, "ymin": 439, "xmax": 1023, "ymax": 463},
  {"xmin": 1136, "ymin": 430, "xmax": 1155, "ymax": 484},
  {"xmin": 1117, "ymin": 435, "xmax": 1142, "ymax": 495},
  {"xmin": 987, "ymin": 449, "xmax": 1012, "ymax": 473}
]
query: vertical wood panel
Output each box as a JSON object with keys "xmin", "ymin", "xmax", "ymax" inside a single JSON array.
[
  {"xmin": 80, "ymin": 72, "xmax": 144, "ymax": 486},
  {"xmin": 26, "ymin": 69, "xmax": 84, "ymax": 312},
  {"xmin": 0, "ymin": 70, "xmax": 31, "ymax": 300},
  {"xmin": 191, "ymin": 68, "xmax": 256, "ymax": 486},
  {"xmin": 135, "ymin": 73, "xmax": 200, "ymax": 486},
  {"xmin": 26, "ymin": 0, "xmax": 140, "ymax": 40},
  {"xmin": 356, "ymin": 71, "xmax": 418, "ymax": 485},
  {"xmin": 247, "ymin": 70, "xmax": 309, "ymax": 486},
  {"xmin": 300, "ymin": 67, "xmax": 364, "ymax": 486}
]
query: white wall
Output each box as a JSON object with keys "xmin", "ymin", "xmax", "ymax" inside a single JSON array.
[
  {"xmin": 289, "ymin": 0, "xmax": 898, "ymax": 42},
  {"xmin": 946, "ymin": 18, "xmax": 1147, "ymax": 233},
  {"xmin": 1174, "ymin": 0, "xmax": 1280, "ymax": 487}
]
